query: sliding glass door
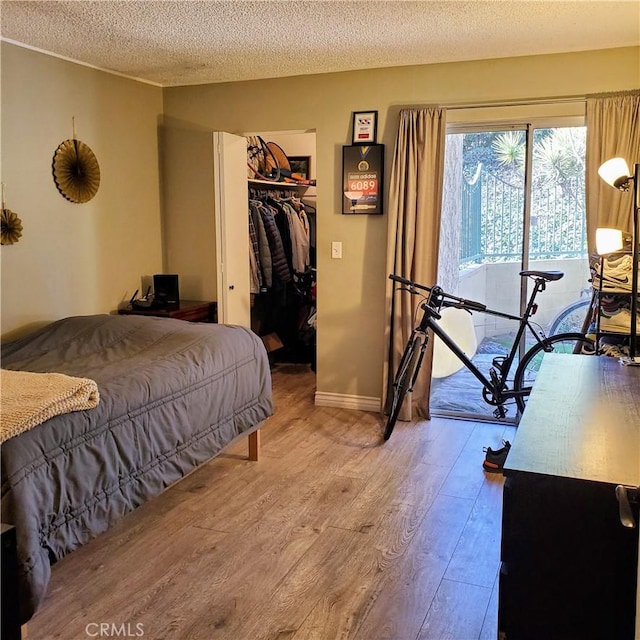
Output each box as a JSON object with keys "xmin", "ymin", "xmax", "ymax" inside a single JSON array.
[{"xmin": 430, "ymin": 123, "xmax": 588, "ymax": 420}]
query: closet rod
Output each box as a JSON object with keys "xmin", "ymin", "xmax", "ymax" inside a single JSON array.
[{"xmin": 444, "ymin": 95, "xmax": 585, "ymax": 111}]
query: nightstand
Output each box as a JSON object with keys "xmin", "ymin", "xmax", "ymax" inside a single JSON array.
[{"xmin": 118, "ymin": 300, "xmax": 217, "ymax": 323}]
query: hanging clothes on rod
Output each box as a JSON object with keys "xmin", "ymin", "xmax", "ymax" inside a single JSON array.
[
  {"xmin": 247, "ymin": 188, "xmax": 316, "ymax": 366},
  {"xmin": 248, "ymin": 189, "xmax": 313, "ymax": 294}
]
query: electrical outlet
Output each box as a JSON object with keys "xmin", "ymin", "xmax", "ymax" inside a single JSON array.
[{"xmin": 331, "ymin": 241, "xmax": 343, "ymax": 259}]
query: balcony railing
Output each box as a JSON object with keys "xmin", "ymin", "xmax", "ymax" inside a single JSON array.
[{"xmin": 460, "ymin": 170, "xmax": 587, "ymax": 267}]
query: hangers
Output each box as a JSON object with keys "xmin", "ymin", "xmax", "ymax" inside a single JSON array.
[{"xmin": 249, "ymin": 187, "xmax": 297, "ymax": 200}]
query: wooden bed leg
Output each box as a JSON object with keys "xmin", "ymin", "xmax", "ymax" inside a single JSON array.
[{"xmin": 248, "ymin": 429, "xmax": 260, "ymax": 461}]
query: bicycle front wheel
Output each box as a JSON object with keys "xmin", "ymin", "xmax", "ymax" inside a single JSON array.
[
  {"xmin": 513, "ymin": 333, "xmax": 594, "ymax": 413},
  {"xmin": 384, "ymin": 334, "xmax": 424, "ymax": 441}
]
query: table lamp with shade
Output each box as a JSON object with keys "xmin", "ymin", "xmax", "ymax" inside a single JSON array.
[
  {"xmin": 597, "ymin": 157, "xmax": 639, "ymax": 363},
  {"xmin": 595, "ymin": 228, "xmax": 624, "ymax": 255}
]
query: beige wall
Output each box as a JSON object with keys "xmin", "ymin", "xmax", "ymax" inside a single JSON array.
[
  {"xmin": 0, "ymin": 43, "xmax": 164, "ymax": 338},
  {"xmin": 163, "ymin": 46, "xmax": 639, "ymax": 402},
  {"xmin": 2, "ymin": 43, "xmax": 638, "ymax": 401}
]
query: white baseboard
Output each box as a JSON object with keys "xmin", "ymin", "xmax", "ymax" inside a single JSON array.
[{"xmin": 314, "ymin": 391, "xmax": 381, "ymax": 413}]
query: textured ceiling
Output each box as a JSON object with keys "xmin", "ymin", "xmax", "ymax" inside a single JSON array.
[{"xmin": 1, "ymin": 0, "xmax": 639, "ymax": 87}]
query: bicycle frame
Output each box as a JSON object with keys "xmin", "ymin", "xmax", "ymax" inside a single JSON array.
[{"xmin": 412, "ymin": 277, "xmax": 550, "ymax": 407}]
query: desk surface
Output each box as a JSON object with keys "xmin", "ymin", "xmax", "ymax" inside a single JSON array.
[{"xmin": 505, "ymin": 354, "xmax": 640, "ymax": 486}]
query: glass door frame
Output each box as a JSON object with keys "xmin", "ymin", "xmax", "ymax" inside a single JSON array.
[
  {"xmin": 432, "ymin": 116, "xmax": 587, "ymax": 420},
  {"xmin": 444, "ymin": 115, "xmax": 586, "ymax": 316}
]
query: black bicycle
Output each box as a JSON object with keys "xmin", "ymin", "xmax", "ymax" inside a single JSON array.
[{"xmin": 384, "ymin": 271, "xmax": 593, "ymax": 440}]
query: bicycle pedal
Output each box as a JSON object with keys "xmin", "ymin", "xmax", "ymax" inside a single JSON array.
[{"xmin": 493, "ymin": 406, "xmax": 508, "ymax": 419}]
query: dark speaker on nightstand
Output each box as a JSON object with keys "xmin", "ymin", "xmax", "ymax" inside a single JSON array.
[{"xmin": 153, "ymin": 274, "xmax": 180, "ymax": 305}]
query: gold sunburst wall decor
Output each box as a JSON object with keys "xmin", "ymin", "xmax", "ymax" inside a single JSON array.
[
  {"xmin": 52, "ymin": 138, "xmax": 101, "ymax": 203},
  {"xmin": 1, "ymin": 208, "xmax": 24, "ymax": 245},
  {"xmin": 1, "ymin": 184, "xmax": 23, "ymax": 245}
]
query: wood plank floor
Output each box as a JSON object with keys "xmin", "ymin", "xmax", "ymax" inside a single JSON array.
[{"xmin": 27, "ymin": 364, "xmax": 515, "ymax": 640}]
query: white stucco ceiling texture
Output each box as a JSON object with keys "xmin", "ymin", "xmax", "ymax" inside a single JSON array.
[{"xmin": 1, "ymin": 0, "xmax": 638, "ymax": 87}]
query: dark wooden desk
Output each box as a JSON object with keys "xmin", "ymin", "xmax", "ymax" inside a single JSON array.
[
  {"xmin": 499, "ymin": 354, "xmax": 640, "ymax": 639},
  {"xmin": 118, "ymin": 300, "xmax": 217, "ymax": 323}
]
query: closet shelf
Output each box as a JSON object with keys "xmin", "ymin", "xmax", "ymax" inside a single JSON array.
[{"xmin": 248, "ymin": 178, "xmax": 316, "ymax": 191}]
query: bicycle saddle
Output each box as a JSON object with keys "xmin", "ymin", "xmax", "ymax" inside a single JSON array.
[{"xmin": 519, "ymin": 270, "xmax": 564, "ymax": 281}]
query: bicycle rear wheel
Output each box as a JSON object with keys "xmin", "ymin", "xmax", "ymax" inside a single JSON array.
[
  {"xmin": 513, "ymin": 332, "xmax": 594, "ymax": 413},
  {"xmin": 384, "ymin": 334, "xmax": 424, "ymax": 441},
  {"xmin": 548, "ymin": 298, "xmax": 591, "ymax": 335}
]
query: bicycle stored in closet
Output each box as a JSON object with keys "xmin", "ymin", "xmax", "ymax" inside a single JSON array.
[{"xmin": 384, "ymin": 271, "xmax": 593, "ymax": 441}]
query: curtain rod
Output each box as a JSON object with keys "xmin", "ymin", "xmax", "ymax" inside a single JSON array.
[
  {"xmin": 444, "ymin": 90, "xmax": 639, "ymax": 111},
  {"xmin": 444, "ymin": 95, "xmax": 586, "ymax": 111}
]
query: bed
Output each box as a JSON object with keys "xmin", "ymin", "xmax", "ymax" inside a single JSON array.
[{"xmin": 0, "ymin": 314, "xmax": 273, "ymax": 624}]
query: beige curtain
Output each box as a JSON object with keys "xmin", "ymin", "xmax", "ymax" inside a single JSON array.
[
  {"xmin": 382, "ymin": 107, "xmax": 447, "ymax": 421},
  {"xmin": 586, "ymin": 92, "xmax": 640, "ymax": 251}
]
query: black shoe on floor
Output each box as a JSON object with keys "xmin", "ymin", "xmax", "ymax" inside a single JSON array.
[
  {"xmin": 484, "ymin": 439, "xmax": 511, "ymax": 457},
  {"xmin": 482, "ymin": 440, "xmax": 511, "ymax": 473}
]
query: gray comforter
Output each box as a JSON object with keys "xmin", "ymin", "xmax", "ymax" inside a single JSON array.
[{"xmin": 1, "ymin": 314, "xmax": 273, "ymax": 623}]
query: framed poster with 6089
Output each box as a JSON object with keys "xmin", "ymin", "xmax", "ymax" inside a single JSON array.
[{"xmin": 342, "ymin": 144, "xmax": 384, "ymax": 215}]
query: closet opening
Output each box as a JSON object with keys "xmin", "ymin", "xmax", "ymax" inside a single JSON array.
[{"xmin": 246, "ymin": 131, "xmax": 317, "ymax": 375}]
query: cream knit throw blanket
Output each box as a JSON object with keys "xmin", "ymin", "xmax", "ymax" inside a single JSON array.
[{"xmin": 0, "ymin": 369, "xmax": 100, "ymax": 443}]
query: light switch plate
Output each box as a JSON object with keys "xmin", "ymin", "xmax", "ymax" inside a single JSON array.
[{"xmin": 331, "ymin": 241, "xmax": 343, "ymax": 259}]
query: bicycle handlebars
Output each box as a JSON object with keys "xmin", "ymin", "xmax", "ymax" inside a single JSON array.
[
  {"xmin": 389, "ymin": 274, "xmax": 430, "ymax": 291},
  {"xmin": 389, "ymin": 274, "xmax": 487, "ymax": 312}
]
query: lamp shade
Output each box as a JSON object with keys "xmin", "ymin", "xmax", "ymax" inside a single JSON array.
[
  {"xmin": 598, "ymin": 157, "xmax": 631, "ymax": 189},
  {"xmin": 595, "ymin": 227, "xmax": 624, "ymax": 255}
]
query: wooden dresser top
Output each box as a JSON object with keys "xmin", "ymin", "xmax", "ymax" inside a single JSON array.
[{"xmin": 505, "ymin": 353, "xmax": 640, "ymax": 486}]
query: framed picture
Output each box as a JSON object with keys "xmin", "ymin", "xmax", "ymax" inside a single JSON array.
[
  {"xmin": 289, "ymin": 156, "xmax": 311, "ymax": 180},
  {"xmin": 342, "ymin": 144, "xmax": 384, "ymax": 215},
  {"xmin": 352, "ymin": 111, "xmax": 378, "ymax": 145}
]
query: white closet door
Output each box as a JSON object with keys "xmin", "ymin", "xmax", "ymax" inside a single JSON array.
[{"xmin": 213, "ymin": 132, "xmax": 250, "ymax": 327}]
